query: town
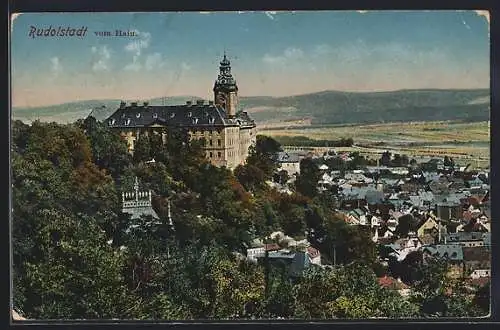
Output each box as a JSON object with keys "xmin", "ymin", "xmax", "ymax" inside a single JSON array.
[
  {"xmin": 11, "ymin": 54, "xmax": 490, "ymax": 321},
  {"xmin": 11, "ymin": 11, "xmax": 490, "ymax": 321}
]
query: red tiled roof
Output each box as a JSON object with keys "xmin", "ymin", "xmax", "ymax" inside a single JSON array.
[
  {"xmin": 378, "ymin": 276, "xmax": 410, "ymax": 290},
  {"xmin": 264, "ymin": 243, "xmax": 280, "ymax": 251},
  {"xmin": 468, "ymin": 196, "xmax": 481, "ymax": 206}
]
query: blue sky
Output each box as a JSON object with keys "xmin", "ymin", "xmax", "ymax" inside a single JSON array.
[{"xmin": 11, "ymin": 11, "xmax": 489, "ymax": 107}]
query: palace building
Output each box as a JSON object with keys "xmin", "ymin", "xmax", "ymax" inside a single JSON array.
[{"xmin": 105, "ymin": 53, "xmax": 257, "ymax": 169}]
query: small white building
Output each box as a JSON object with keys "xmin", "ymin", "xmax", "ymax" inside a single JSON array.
[
  {"xmin": 470, "ymin": 269, "xmax": 490, "ymax": 279},
  {"xmin": 276, "ymin": 152, "xmax": 301, "ymax": 176}
]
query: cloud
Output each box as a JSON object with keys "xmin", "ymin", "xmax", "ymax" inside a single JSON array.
[
  {"xmin": 312, "ymin": 44, "xmax": 334, "ymax": 57},
  {"xmin": 124, "ymin": 30, "xmax": 151, "ymax": 70},
  {"xmin": 124, "ymin": 59, "xmax": 142, "ymax": 72},
  {"xmin": 124, "ymin": 30, "xmax": 151, "ymax": 56},
  {"xmin": 91, "ymin": 45, "xmax": 111, "ymax": 71},
  {"xmin": 50, "ymin": 56, "xmax": 62, "ymax": 75},
  {"xmin": 263, "ymin": 47, "xmax": 304, "ymax": 65},
  {"xmin": 145, "ymin": 52, "xmax": 166, "ymax": 71}
]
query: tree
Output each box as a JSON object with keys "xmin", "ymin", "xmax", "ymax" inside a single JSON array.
[
  {"xmin": 133, "ymin": 134, "xmax": 152, "ymax": 163},
  {"xmin": 79, "ymin": 116, "xmax": 132, "ymax": 179},
  {"xmin": 444, "ymin": 156, "xmax": 455, "ymax": 168},
  {"xmin": 295, "ymin": 158, "xmax": 320, "ymax": 198},
  {"xmin": 234, "ymin": 164, "xmax": 266, "ymax": 192},
  {"xmin": 293, "ymin": 263, "xmax": 419, "ymax": 319},
  {"xmin": 18, "ymin": 209, "xmax": 137, "ymax": 319},
  {"xmin": 380, "ymin": 151, "xmax": 392, "ymax": 167},
  {"xmin": 395, "ymin": 214, "xmax": 418, "ymax": 238},
  {"xmin": 246, "ymin": 135, "xmax": 282, "ymax": 179}
]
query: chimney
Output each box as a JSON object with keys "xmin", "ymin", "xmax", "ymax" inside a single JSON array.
[
  {"xmin": 131, "ymin": 101, "xmax": 138, "ymax": 107},
  {"xmin": 143, "ymin": 101, "xmax": 149, "ymax": 107},
  {"xmin": 120, "ymin": 101, "xmax": 126, "ymax": 108},
  {"xmin": 186, "ymin": 101, "xmax": 193, "ymax": 106},
  {"xmin": 208, "ymin": 100, "xmax": 214, "ymax": 106},
  {"xmin": 196, "ymin": 99, "xmax": 205, "ymax": 106}
]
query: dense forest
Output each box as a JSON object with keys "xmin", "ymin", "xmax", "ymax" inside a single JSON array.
[{"xmin": 11, "ymin": 117, "xmax": 487, "ymax": 319}]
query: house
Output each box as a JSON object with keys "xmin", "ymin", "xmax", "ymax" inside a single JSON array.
[
  {"xmin": 276, "ymin": 152, "xmax": 301, "ymax": 176},
  {"xmin": 435, "ymin": 200, "xmax": 462, "ymax": 221},
  {"xmin": 256, "ymin": 249, "xmax": 313, "ymax": 278},
  {"xmin": 421, "ymin": 244, "xmax": 464, "ymax": 263},
  {"xmin": 446, "ymin": 232, "xmax": 490, "ymax": 247},
  {"xmin": 417, "ymin": 216, "xmax": 447, "ymax": 243},
  {"xmin": 346, "ymin": 208, "xmax": 368, "ymax": 226},
  {"xmin": 463, "ymin": 246, "xmax": 491, "ymax": 272},
  {"xmin": 470, "ymin": 269, "xmax": 491, "ymax": 279},
  {"xmin": 246, "ymin": 243, "xmax": 280, "ymax": 262},
  {"xmin": 387, "ymin": 237, "xmax": 422, "ymax": 262}
]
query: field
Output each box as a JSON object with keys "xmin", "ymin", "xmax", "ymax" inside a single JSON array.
[{"xmin": 261, "ymin": 120, "xmax": 490, "ymax": 168}]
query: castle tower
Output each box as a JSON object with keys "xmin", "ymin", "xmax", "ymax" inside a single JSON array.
[
  {"xmin": 122, "ymin": 177, "xmax": 159, "ymax": 220},
  {"xmin": 213, "ymin": 52, "xmax": 238, "ymax": 118}
]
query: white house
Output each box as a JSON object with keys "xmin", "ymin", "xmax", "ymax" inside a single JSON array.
[
  {"xmin": 276, "ymin": 152, "xmax": 301, "ymax": 176},
  {"xmin": 470, "ymin": 269, "xmax": 490, "ymax": 279}
]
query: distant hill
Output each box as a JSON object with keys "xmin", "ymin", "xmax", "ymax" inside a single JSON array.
[
  {"xmin": 12, "ymin": 89, "xmax": 489, "ymax": 125},
  {"xmin": 239, "ymin": 89, "xmax": 490, "ymax": 125},
  {"xmin": 12, "ymin": 96, "xmax": 202, "ymax": 124}
]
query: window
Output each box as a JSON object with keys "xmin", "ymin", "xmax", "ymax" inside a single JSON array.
[
  {"xmin": 218, "ymin": 139, "xmax": 221, "ymax": 146},
  {"xmin": 209, "ymin": 140, "xmax": 213, "ymax": 146},
  {"xmin": 218, "ymin": 152, "xmax": 221, "ymax": 158},
  {"xmin": 209, "ymin": 152, "xmax": 213, "ymax": 158}
]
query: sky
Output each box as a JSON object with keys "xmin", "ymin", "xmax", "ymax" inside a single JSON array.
[{"xmin": 11, "ymin": 11, "xmax": 490, "ymax": 107}]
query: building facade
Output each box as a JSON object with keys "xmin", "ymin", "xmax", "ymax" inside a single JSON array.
[{"xmin": 105, "ymin": 54, "xmax": 257, "ymax": 169}]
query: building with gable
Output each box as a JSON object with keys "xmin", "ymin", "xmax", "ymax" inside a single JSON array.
[{"xmin": 105, "ymin": 54, "xmax": 257, "ymax": 170}]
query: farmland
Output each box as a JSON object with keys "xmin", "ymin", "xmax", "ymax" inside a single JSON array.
[{"xmin": 262, "ymin": 120, "xmax": 490, "ymax": 168}]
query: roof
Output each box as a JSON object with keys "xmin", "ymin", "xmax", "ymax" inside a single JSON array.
[
  {"xmin": 446, "ymin": 232, "xmax": 488, "ymax": 243},
  {"xmin": 422, "ymin": 244, "xmax": 464, "ymax": 261},
  {"xmin": 276, "ymin": 152, "xmax": 300, "ymax": 163},
  {"xmin": 105, "ymin": 102, "xmax": 255, "ymax": 129},
  {"xmin": 462, "ymin": 246, "xmax": 490, "ymax": 262},
  {"xmin": 378, "ymin": 276, "xmax": 410, "ymax": 290}
]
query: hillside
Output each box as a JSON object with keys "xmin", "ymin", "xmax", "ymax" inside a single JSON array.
[
  {"xmin": 239, "ymin": 89, "xmax": 490, "ymax": 125},
  {"xmin": 11, "ymin": 89, "xmax": 489, "ymax": 125}
]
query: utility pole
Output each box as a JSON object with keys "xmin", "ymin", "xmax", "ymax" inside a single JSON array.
[{"xmin": 334, "ymin": 243, "xmax": 337, "ymax": 267}]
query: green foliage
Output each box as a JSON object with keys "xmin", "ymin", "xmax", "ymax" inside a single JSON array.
[
  {"xmin": 79, "ymin": 116, "xmax": 132, "ymax": 179},
  {"xmin": 293, "ymin": 264, "xmax": 419, "ymax": 319},
  {"xmin": 21, "ymin": 209, "xmax": 135, "ymax": 319},
  {"xmin": 12, "ymin": 120, "xmax": 484, "ymax": 320},
  {"xmin": 246, "ymin": 135, "xmax": 282, "ymax": 179},
  {"xmin": 295, "ymin": 158, "xmax": 321, "ymax": 198}
]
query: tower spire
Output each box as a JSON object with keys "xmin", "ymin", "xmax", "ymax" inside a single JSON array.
[{"xmin": 134, "ymin": 176, "xmax": 139, "ymax": 203}]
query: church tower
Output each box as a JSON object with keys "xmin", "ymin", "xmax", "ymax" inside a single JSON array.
[{"xmin": 213, "ymin": 52, "xmax": 238, "ymax": 118}]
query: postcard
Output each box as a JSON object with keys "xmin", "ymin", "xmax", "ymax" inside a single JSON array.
[{"xmin": 10, "ymin": 10, "xmax": 491, "ymax": 321}]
